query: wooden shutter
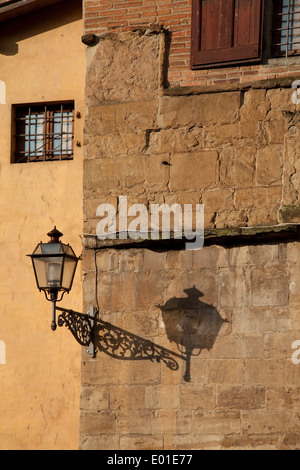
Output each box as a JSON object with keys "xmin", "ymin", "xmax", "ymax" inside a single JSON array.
[{"xmin": 191, "ymin": 0, "xmax": 264, "ymax": 68}]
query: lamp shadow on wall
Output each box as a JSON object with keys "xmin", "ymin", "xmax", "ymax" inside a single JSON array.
[
  {"xmin": 157, "ymin": 286, "xmax": 227, "ymax": 382},
  {"xmin": 91, "ymin": 285, "xmax": 226, "ymax": 382}
]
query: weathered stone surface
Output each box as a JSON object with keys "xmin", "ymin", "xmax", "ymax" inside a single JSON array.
[
  {"xmin": 240, "ymin": 89, "xmax": 270, "ymax": 123},
  {"xmin": 84, "ymin": 155, "xmax": 145, "ymax": 193},
  {"xmin": 241, "ymin": 410, "xmax": 291, "ymax": 435},
  {"xmin": 170, "ymin": 151, "xmax": 218, "ymax": 191},
  {"xmin": 256, "ymin": 145, "xmax": 283, "ymax": 186},
  {"xmin": 219, "ymin": 147, "xmax": 256, "ymax": 188},
  {"xmin": 250, "ymin": 265, "xmax": 289, "ymax": 307},
  {"xmin": 221, "ymin": 433, "xmax": 279, "ymax": 450},
  {"xmin": 217, "ymin": 385, "xmax": 266, "ymax": 410},
  {"xmin": 80, "ymin": 240, "xmax": 300, "ymax": 449},
  {"xmin": 85, "ymin": 101, "xmax": 159, "ymax": 136},
  {"xmin": 146, "ymin": 127, "xmax": 201, "ymax": 154},
  {"xmin": 86, "ymin": 31, "xmax": 160, "ymax": 104},
  {"xmin": 158, "ymin": 92, "xmax": 241, "ymax": 128}
]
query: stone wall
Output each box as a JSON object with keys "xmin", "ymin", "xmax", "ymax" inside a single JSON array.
[
  {"xmin": 84, "ymin": 30, "xmax": 300, "ymax": 233},
  {"xmin": 81, "ymin": 30, "xmax": 300, "ymax": 450},
  {"xmin": 80, "ymin": 242, "xmax": 300, "ymax": 450}
]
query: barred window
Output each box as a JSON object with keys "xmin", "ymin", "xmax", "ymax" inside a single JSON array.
[
  {"xmin": 13, "ymin": 102, "xmax": 74, "ymax": 163},
  {"xmin": 272, "ymin": 0, "xmax": 300, "ymax": 57}
]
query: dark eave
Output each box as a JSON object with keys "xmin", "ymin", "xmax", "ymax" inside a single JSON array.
[{"xmin": 0, "ymin": 0, "xmax": 64, "ymax": 23}]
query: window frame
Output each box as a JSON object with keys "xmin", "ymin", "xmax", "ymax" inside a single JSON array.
[{"xmin": 11, "ymin": 100, "xmax": 75, "ymax": 164}]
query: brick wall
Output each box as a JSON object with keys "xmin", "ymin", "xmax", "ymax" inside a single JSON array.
[{"xmin": 83, "ymin": 0, "xmax": 300, "ymax": 88}]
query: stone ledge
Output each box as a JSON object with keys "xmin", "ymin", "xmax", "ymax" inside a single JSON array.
[
  {"xmin": 163, "ymin": 76, "xmax": 300, "ymax": 97},
  {"xmin": 82, "ymin": 223, "xmax": 300, "ymax": 251}
]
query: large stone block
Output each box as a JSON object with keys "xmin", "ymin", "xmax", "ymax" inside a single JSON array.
[
  {"xmin": 110, "ymin": 386, "xmax": 146, "ymax": 410},
  {"xmin": 158, "ymin": 92, "xmax": 241, "ymax": 128},
  {"xmin": 201, "ymin": 189, "xmax": 234, "ymax": 212},
  {"xmin": 170, "ymin": 151, "xmax": 218, "ymax": 191},
  {"xmin": 85, "ymin": 101, "xmax": 159, "ymax": 136},
  {"xmin": 207, "ymin": 359, "xmax": 245, "ymax": 384},
  {"xmin": 83, "ymin": 155, "xmax": 145, "ymax": 194},
  {"xmin": 266, "ymin": 88, "xmax": 296, "ymax": 118},
  {"xmin": 219, "ymin": 146, "xmax": 256, "ymax": 188},
  {"xmin": 192, "ymin": 410, "xmax": 241, "ymax": 435},
  {"xmin": 267, "ymin": 386, "xmax": 300, "ymax": 410},
  {"xmin": 244, "ymin": 359, "xmax": 287, "ymax": 386},
  {"xmin": 84, "ymin": 130, "xmax": 147, "ymax": 161},
  {"xmin": 145, "ymin": 153, "xmax": 171, "ymax": 191},
  {"xmin": 256, "ymin": 145, "xmax": 283, "ymax": 186},
  {"xmin": 240, "ymin": 89, "xmax": 269, "ymax": 123},
  {"xmin": 241, "ymin": 410, "xmax": 291, "ymax": 435},
  {"xmin": 221, "ymin": 433, "xmax": 279, "ymax": 450},
  {"xmin": 203, "ymin": 123, "xmax": 240, "ymax": 148},
  {"xmin": 180, "ymin": 385, "xmax": 216, "ymax": 410},
  {"xmin": 116, "ymin": 410, "xmax": 152, "ymax": 435},
  {"xmin": 80, "ymin": 411, "xmax": 117, "ymax": 435},
  {"xmin": 250, "ymin": 265, "xmax": 289, "ymax": 307},
  {"xmin": 86, "ymin": 31, "xmax": 160, "ymax": 105},
  {"xmin": 146, "ymin": 127, "xmax": 201, "ymax": 154},
  {"xmin": 217, "ymin": 385, "xmax": 266, "ymax": 410},
  {"xmin": 219, "ymin": 267, "xmax": 251, "ymax": 308}
]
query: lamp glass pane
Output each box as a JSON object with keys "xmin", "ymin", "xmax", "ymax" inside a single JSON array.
[
  {"xmin": 47, "ymin": 258, "xmax": 63, "ymax": 288},
  {"xmin": 41, "ymin": 243, "xmax": 63, "ymax": 255},
  {"xmin": 32, "ymin": 256, "xmax": 64, "ymax": 290},
  {"xmin": 61, "ymin": 243, "xmax": 76, "ymax": 256},
  {"xmin": 61, "ymin": 257, "xmax": 77, "ymax": 290}
]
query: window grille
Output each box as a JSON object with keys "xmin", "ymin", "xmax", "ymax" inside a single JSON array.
[
  {"xmin": 13, "ymin": 102, "xmax": 74, "ymax": 163},
  {"xmin": 272, "ymin": 0, "xmax": 300, "ymax": 57}
]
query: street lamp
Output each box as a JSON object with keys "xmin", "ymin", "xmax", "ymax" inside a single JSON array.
[{"xmin": 28, "ymin": 227, "xmax": 96, "ymax": 356}]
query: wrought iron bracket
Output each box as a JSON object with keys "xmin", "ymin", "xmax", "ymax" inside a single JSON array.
[{"xmin": 55, "ymin": 305, "xmax": 97, "ymax": 357}]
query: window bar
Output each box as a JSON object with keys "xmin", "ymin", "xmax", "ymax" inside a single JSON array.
[
  {"xmin": 60, "ymin": 104, "xmax": 63, "ymax": 161},
  {"xmin": 28, "ymin": 106, "xmax": 31, "ymax": 163},
  {"xmin": 43, "ymin": 106, "xmax": 46, "ymax": 161},
  {"xmin": 286, "ymin": 0, "xmax": 291, "ymax": 57}
]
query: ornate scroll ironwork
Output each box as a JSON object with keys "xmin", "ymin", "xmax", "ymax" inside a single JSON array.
[
  {"xmin": 95, "ymin": 320, "xmax": 184, "ymax": 371},
  {"xmin": 57, "ymin": 310, "xmax": 93, "ymax": 347},
  {"xmin": 54, "ymin": 306, "xmax": 187, "ymax": 374}
]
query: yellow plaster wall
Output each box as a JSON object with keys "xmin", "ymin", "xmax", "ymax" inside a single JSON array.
[{"xmin": 0, "ymin": 0, "xmax": 84, "ymax": 449}]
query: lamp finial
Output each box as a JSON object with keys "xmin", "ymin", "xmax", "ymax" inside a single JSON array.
[{"xmin": 47, "ymin": 226, "xmax": 63, "ymax": 243}]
